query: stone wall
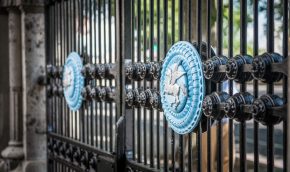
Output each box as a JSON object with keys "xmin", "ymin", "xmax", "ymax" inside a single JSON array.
[{"xmin": 0, "ymin": 1, "xmax": 47, "ymax": 171}]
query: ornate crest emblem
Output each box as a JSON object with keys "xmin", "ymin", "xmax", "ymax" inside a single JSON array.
[
  {"xmin": 160, "ymin": 41, "xmax": 204, "ymax": 134},
  {"xmin": 63, "ymin": 52, "xmax": 84, "ymax": 111}
]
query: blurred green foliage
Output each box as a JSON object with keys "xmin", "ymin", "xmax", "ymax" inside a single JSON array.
[{"xmin": 131, "ymin": 0, "xmax": 285, "ymax": 59}]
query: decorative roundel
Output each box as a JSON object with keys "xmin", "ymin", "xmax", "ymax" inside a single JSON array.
[
  {"xmin": 160, "ymin": 41, "xmax": 205, "ymax": 134},
  {"xmin": 63, "ymin": 52, "xmax": 84, "ymax": 111}
]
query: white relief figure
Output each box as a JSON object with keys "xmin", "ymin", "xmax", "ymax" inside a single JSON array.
[
  {"xmin": 63, "ymin": 67, "xmax": 73, "ymax": 89},
  {"xmin": 164, "ymin": 62, "xmax": 187, "ymax": 109}
]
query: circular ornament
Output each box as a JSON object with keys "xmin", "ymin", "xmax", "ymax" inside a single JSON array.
[
  {"xmin": 160, "ymin": 41, "xmax": 204, "ymax": 134},
  {"xmin": 63, "ymin": 52, "xmax": 84, "ymax": 111}
]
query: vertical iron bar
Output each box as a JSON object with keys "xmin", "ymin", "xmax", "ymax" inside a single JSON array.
[
  {"xmin": 46, "ymin": 3, "xmax": 49, "ymax": 77},
  {"xmin": 240, "ymin": 0, "xmax": 247, "ymax": 55},
  {"xmin": 69, "ymin": 0, "xmax": 72, "ymax": 52},
  {"xmin": 196, "ymin": 0, "xmax": 202, "ymax": 171},
  {"xmin": 73, "ymin": 0, "xmax": 76, "ymax": 51},
  {"xmin": 239, "ymin": 122, "xmax": 246, "ymax": 172},
  {"xmin": 47, "ymin": 1, "xmax": 52, "ymax": 137},
  {"xmin": 115, "ymin": 0, "xmax": 126, "ymax": 169},
  {"xmin": 149, "ymin": 0, "xmax": 154, "ymax": 168},
  {"xmin": 92, "ymin": 0, "xmax": 96, "ymax": 147},
  {"xmin": 64, "ymin": 1, "xmax": 67, "ymax": 140},
  {"xmin": 137, "ymin": 0, "xmax": 141, "ymax": 163},
  {"xmin": 156, "ymin": 0, "xmax": 161, "ymax": 168},
  {"xmin": 178, "ymin": 0, "xmax": 184, "ymax": 171},
  {"xmin": 55, "ymin": 1, "xmax": 59, "ymax": 135},
  {"xmin": 131, "ymin": 0, "xmax": 135, "ymax": 161},
  {"xmin": 66, "ymin": 1, "xmax": 71, "ymax": 138},
  {"xmin": 163, "ymin": 0, "xmax": 168, "ymax": 170},
  {"xmin": 282, "ymin": 0, "xmax": 288, "ymax": 171},
  {"xmin": 64, "ymin": 0, "xmax": 67, "ymax": 137},
  {"xmin": 228, "ymin": 0, "xmax": 234, "ymax": 171},
  {"xmin": 68, "ymin": 0, "xmax": 72, "ymax": 139},
  {"xmin": 114, "ymin": 0, "xmax": 118, "ymax": 126},
  {"xmin": 253, "ymin": 0, "xmax": 259, "ymax": 171},
  {"xmin": 121, "ymin": 0, "xmax": 134, "ymax": 169},
  {"xmin": 240, "ymin": 0, "xmax": 247, "ymax": 171},
  {"xmin": 216, "ymin": 0, "xmax": 223, "ymax": 55},
  {"xmin": 61, "ymin": 0, "xmax": 65, "ymax": 138},
  {"xmin": 46, "ymin": 2, "xmax": 52, "ymax": 150},
  {"xmin": 108, "ymin": 0, "xmax": 113, "ymax": 152},
  {"xmin": 56, "ymin": 1, "xmax": 64, "ymax": 135},
  {"xmin": 64, "ymin": 0, "xmax": 67, "ymax": 140},
  {"xmin": 287, "ymin": 0, "xmax": 290, "ymax": 168},
  {"xmin": 52, "ymin": 1, "xmax": 56, "ymax": 134},
  {"xmin": 266, "ymin": 0, "xmax": 274, "ymax": 171},
  {"xmin": 267, "ymin": 126, "xmax": 274, "ymax": 172},
  {"xmin": 216, "ymin": 0, "xmax": 223, "ymax": 171},
  {"xmin": 52, "ymin": 0, "xmax": 58, "ymax": 136},
  {"xmin": 78, "ymin": 0, "xmax": 81, "ymax": 52},
  {"xmin": 171, "ymin": 0, "xmax": 176, "ymax": 170},
  {"xmin": 206, "ymin": 0, "xmax": 212, "ymax": 171},
  {"xmin": 56, "ymin": 0, "xmax": 59, "ymax": 137},
  {"xmin": 72, "ymin": 0, "xmax": 76, "ymax": 140},
  {"xmin": 143, "ymin": 0, "xmax": 147, "ymax": 165},
  {"xmin": 84, "ymin": 0, "xmax": 88, "ymax": 143},
  {"xmin": 76, "ymin": 0, "xmax": 80, "ymax": 140},
  {"xmin": 88, "ymin": 0, "xmax": 93, "ymax": 146},
  {"xmin": 98, "ymin": 0, "xmax": 104, "ymax": 149},
  {"xmin": 86, "ymin": 0, "xmax": 90, "ymax": 145},
  {"xmin": 103, "ymin": 0, "xmax": 108, "ymax": 151},
  {"xmin": 188, "ymin": 1, "xmax": 193, "ymax": 171},
  {"xmin": 63, "ymin": 0, "xmax": 67, "ymax": 138},
  {"xmin": 94, "ymin": 0, "xmax": 98, "ymax": 147},
  {"xmin": 79, "ymin": 0, "xmax": 84, "ymax": 143},
  {"xmin": 267, "ymin": 0, "xmax": 274, "ymax": 54}
]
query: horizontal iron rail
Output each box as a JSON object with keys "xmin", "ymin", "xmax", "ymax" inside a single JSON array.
[
  {"xmin": 48, "ymin": 132, "xmax": 115, "ymax": 159},
  {"xmin": 126, "ymin": 160, "xmax": 160, "ymax": 172},
  {"xmin": 48, "ymin": 155, "xmax": 86, "ymax": 172}
]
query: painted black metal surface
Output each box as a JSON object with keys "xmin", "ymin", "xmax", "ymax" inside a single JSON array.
[{"xmin": 45, "ymin": 0, "xmax": 289, "ymax": 171}]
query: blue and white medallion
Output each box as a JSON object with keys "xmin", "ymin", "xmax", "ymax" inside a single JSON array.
[
  {"xmin": 63, "ymin": 52, "xmax": 84, "ymax": 111},
  {"xmin": 160, "ymin": 41, "xmax": 205, "ymax": 134}
]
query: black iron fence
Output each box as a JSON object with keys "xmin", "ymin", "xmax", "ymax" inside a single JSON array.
[{"xmin": 45, "ymin": 0, "xmax": 289, "ymax": 171}]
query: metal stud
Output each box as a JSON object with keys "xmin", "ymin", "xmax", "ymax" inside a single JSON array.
[
  {"xmin": 226, "ymin": 55, "xmax": 253, "ymax": 82},
  {"xmin": 252, "ymin": 94, "xmax": 285, "ymax": 125},
  {"xmin": 202, "ymin": 92, "xmax": 230, "ymax": 120},
  {"xmin": 203, "ymin": 56, "xmax": 228, "ymax": 83},
  {"xmin": 252, "ymin": 52, "xmax": 285, "ymax": 82},
  {"xmin": 224, "ymin": 92, "xmax": 254, "ymax": 121}
]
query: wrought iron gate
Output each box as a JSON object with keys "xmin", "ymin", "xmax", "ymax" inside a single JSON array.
[{"xmin": 45, "ymin": 0, "xmax": 289, "ymax": 171}]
